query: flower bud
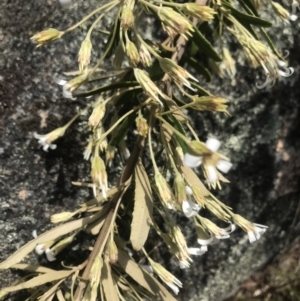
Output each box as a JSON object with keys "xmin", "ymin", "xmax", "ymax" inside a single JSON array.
[
  {"xmin": 135, "ymin": 116, "xmax": 149, "ymax": 137},
  {"xmin": 139, "ymin": 43, "xmax": 152, "ymax": 67},
  {"xmin": 125, "ymin": 41, "xmax": 140, "ymax": 67},
  {"xmin": 50, "ymin": 211, "xmax": 76, "ymax": 223},
  {"xmin": 91, "ymin": 154, "xmax": 108, "ymax": 198},
  {"xmin": 182, "ymin": 3, "xmax": 216, "ymax": 21},
  {"xmin": 78, "ymin": 38, "xmax": 92, "ymax": 73},
  {"xmin": 174, "ymin": 174, "xmax": 187, "ymax": 206},
  {"xmin": 31, "ymin": 28, "xmax": 63, "ymax": 47},
  {"xmin": 155, "ymin": 172, "xmax": 174, "ymax": 208},
  {"xmin": 89, "ymin": 101, "xmax": 106, "ymax": 130},
  {"xmin": 108, "ymin": 240, "xmax": 118, "ymax": 264}
]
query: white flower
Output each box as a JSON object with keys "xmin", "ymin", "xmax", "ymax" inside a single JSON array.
[
  {"xmin": 183, "ymin": 137, "xmax": 232, "ymax": 184},
  {"xmin": 188, "ymin": 246, "xmax": 207, "ymax": 256},
  {"xmin": 45, "ymin": 248, "xmax": 57, "ymax": 261},
  {"xmin": 33, "ymin": 132, "xmax": 57, "ymax": 152},
  {"xmin": 182, "ymin": 199, "xmax": 201, "ymax": 218},
  {"xmin": 35, "ymin": 244, "xmax": 46, "ymax": 255},
  {"xmin": 256, "ymin": 59, "xmax": 294, "ymax": 89},
  {"xmin": 53, "ymin": 76, "xmax": 76, "ymax": 100},
  {"xmin": 247, "ymin": 223, "xmax": 268, "ymax": 243}
]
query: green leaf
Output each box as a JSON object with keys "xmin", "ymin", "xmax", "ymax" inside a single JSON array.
[
  {"xmin": 130, "ymin": 159, "xmax": 153, "ymax": 251},
  {"xmin": 237, "ymin": 0, "xmax": 259, "ymax": 15},
  {"xmin": 222, "ymin": 1, "xmax": 272, "ymax": 27},
  {"xmin": 191, "ymin": 25, "xmax": 222, "ymax": 62},
  {"xmin": 109, "ymin": 112, "xmax": 136, "ymax": 147},
  {"xmin": 260, "ymin": 28, "xmax": 283, "ymax": 58},
  {"xmin": 103, "ymin": 10, "xmax": 121, "ymax": 59},
  {"xmin": 183, "ymin": 55, "xmax": 211, "ymax": 82}
]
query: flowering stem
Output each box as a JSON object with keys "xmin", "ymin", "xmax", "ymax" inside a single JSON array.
[
  {"xmin": 89, "ymin": 8, "xmax": 122, "ymax": 78},
  {"xmin": 64, "ymin": 1, "xmax": 119, "ymax": 34},
  {"xmin": 148, "ymin": 107, "xmax": 159, "ymax": 173},
  {"xmin": 95, "ymin": 99, "xmax": 150, "ymax": 145},
  {"xmin": 156, "ymin": 115, "xmax": 191, "ymax": 145}
]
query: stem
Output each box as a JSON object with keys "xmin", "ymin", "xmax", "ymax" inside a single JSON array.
[
  {"xmin": 95, "ymin": 99, "xmax": 150, "ymax": 144},
  {"xmin": 89, "ymin": 8, "xmax": 122, "ymax": 78},
  {"xmin": 64, "ymin": 1, "xmax": 119, "ymax": 34},
  {"xmin": 156, "ymin": 115, "xmax": 190, "ymax": 144},
  {"xmin": 148, "ymin": 106, "xmax": 159, "ymax": 172}
]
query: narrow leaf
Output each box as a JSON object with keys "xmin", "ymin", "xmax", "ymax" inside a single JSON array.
[
  {"xmin": 130, "ymin": 159, "xmax": 153, "ymax": 251},
  {"xmin": 39, "ymin": 278, "xmax": 65, "ymax": 301},
  {"xmin": 192, "ymin": 25, "xmax": 222, "ymax": 62},
  {"xmin": 102, "ymin": 256, "xmax": 119, "ymax": 301},
  {"xmin": 118, "ymin": 250, "xmax": 177, "ymax": 301},
  {"xmin": 0, "ymin": 210, "xmax": 104, "ymax": 269},
  {"xmin": 2, "ymin": 270, "xmax": 73, "ymax": 293},
  {"xmin": 11, "ymin": 264, "xmax": 55, "ymax": 274},
  {"xmin": 180, "ymin": 166, "xmax": 210, "ymax": 197},
  {"xmin": 222, "ymin": 2, "xmax": 272, "ymax": 27},
  {"xmin": 184, "ymin": 55, "xmax": 211, "ymax": 82}
]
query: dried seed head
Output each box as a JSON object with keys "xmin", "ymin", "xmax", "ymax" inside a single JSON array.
[
  {"xmin": 31, "ymin": 28, "xmax": 63, "ymax": 47},
  {"xmin": 78, "ymin": 38, "xmax": 92, "ymax": 73},
  {"xmin": 135, "ymin": 116, "xmax": 149, "ymax": 137},
  {"xmin": 158, "ymin": 7, "xmax": 194, "ymax": 39},
  {"xmin": 91, "ymin": 154, "xmax": 108, "ymax": 198},
  {"xmin": 125, "ymin": 41, "xmax": 140, "ymax": 67},
  {"xmin": 182, "ymin": 3, "xmax": 216, "ymax": 22},
  {"xmin": 134, "ymin": 68, "xmax": 166, "ymax": 105}
]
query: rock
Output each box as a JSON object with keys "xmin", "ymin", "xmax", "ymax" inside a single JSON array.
[{"xmin": 0, "ymin": 1, "xmax": 299, "ymax": 300}]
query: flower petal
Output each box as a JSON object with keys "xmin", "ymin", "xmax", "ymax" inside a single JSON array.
[
  {"xmin": 35, "ymin": 244, "xmax": 45, "ymax": 255},
  {"xmin": 188, "ymin": 246, "xmax": 207, "ymax": 256},
  {"xmin": 216, "ymin": 160, "xmax": 232, "ymax": 173},
  {"xmin": 45, "ymin": 248, "xmax": 56, "ymax": 261},
  {"xmin": 183, "ymin": 153, "xmax": 202, "ymax": 168},
  {"xmin": 206, "ymin": 165, "xmax": 218, "ymax": 183},
  {"xmin": 205, "ymin": 137, "xmax": 221, "ymax": 153}
]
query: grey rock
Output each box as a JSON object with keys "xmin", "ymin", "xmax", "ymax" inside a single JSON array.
[{"xmin": 0, "ymin": 1, "xmax": 299, "ymax": 301}]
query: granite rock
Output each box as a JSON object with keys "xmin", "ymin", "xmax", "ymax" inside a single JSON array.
[{"xmin": 0, "ymin": 1, "xmax": 300, "ymax": 300}]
